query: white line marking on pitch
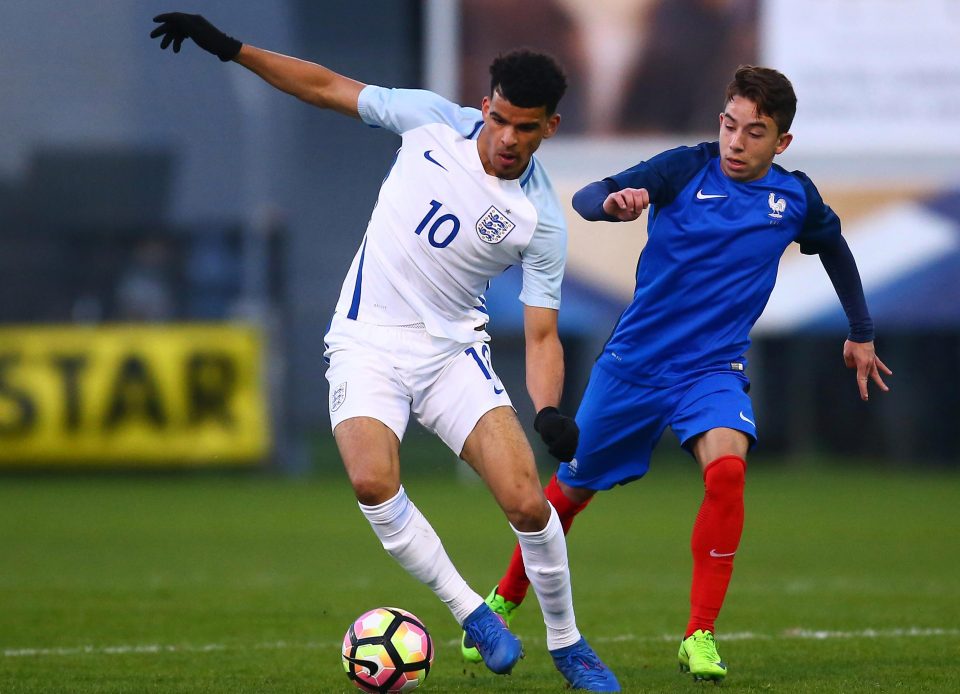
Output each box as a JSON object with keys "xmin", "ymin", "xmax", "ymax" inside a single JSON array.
[
  {"xmin": 5, "ymin": 628, "xmax": 957, "ymax": 658},
  {"xmin": 2, "ymin": 641, "xmax": 326, "ymax": 658}
]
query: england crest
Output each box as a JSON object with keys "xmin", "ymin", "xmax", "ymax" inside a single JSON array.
[
  {"xmin": 331, "ymin": 382, "xmax": 347, "ymax": 412},
  {"xmin": 475, "ymin": 206, "xmax": 516, "ymax": 244}
]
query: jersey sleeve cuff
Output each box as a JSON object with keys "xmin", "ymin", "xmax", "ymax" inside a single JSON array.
[{"xmin": 519, "ymin": 295, "xmax": 562, "ymax": 311}]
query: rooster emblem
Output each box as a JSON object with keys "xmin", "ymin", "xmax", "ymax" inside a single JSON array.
[{"xmin": 768, "ymin": 192, "xmax": 786, "ymax": 219}]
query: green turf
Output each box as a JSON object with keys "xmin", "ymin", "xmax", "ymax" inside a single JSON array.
[{"xmin": 1, "ymin": 450, "xmax": 958, "ymax": 692}]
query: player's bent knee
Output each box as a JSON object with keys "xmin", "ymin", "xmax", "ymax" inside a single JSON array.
[
  {"xmin": 555, "ymin": 478, "xmax": 596, "ymax": 506},
  {"xmin": 704, "ymin": 456, "xmax": 746, "ymax": 499},
  {"xmin": 505, "ymin": 495, "xmax": 551, "ymax": 533},
  {"xmin": 350, "ymin": 475, "xmax": 400, "ymax": 506}
]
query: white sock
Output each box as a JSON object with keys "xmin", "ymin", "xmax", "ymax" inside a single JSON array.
[
  {"xmin": 513, "ymin": 503, "xmax": 581, "ymax": 650},
  {"xmin": 359, "ymin": 486, "xmax": 483, "ymax": 624}
]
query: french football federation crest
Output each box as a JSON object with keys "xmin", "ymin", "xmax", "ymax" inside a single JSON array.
[
  {"xmin": 475, "ymin": 206, "xmax": 516, "ymax": 244},
  {"xmin": 331, "ymin": 382, "xmax": 347, "ymax": 412},
  {"xmin": 768, "ymin": 192, "xmax": 786, "ymax": 219}
]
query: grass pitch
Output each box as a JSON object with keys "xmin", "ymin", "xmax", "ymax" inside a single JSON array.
[{"xmin": 1, "ymin": 447, "xmax": 958, "ymax": 693}]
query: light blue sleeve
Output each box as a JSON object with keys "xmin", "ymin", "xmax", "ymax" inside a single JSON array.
[
  {"xmin": 519, "ymin": 159, "xmax": 566, "ymax": 310},
  {"xmin": 357, "ymin": 85, "xmax": 483, "ymax": 137}
]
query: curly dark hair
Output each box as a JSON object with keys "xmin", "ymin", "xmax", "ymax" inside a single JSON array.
[
  {"xmin": 489, "ymin": 49, "xmax": 568, "ymax": 115},
  {"xmin": 724, "ymin": 65, "xmax": 797, "ymax": 134}
]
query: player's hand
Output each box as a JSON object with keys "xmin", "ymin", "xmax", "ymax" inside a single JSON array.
[
  {"xmin": 534, "ymin": 407, "xmax": 579, "ymax": 462},
  {"xmin": 602, "ymin": 188, "xmax": 650, "ymax": 221},
  {"xmin": 150, "ymin": 12, "xmax": 242, "ymax": 62},
  {"xmin": 843, "ymin": 339, "xmax": 892, "ymax": 401}
]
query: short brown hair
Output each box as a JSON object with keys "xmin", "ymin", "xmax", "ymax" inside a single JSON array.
[{"xmin": 724, "ymin": 65, "xmax": 797, "ymax": 134}]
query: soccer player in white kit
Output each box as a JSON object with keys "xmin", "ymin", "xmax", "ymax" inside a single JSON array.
[{"xmin": 151, "ymin": 12, "xmax": 620, "ymax": 691}]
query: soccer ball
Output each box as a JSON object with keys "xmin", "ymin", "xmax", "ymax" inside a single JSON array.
[{"xmin": 341, "ymin": 607, "xmax": 434, "ymax": 693}]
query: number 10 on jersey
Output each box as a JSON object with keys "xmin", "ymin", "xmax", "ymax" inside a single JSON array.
[{"xmin": 414, "ymin": 200, "xmax": 460, "ymax": 249}]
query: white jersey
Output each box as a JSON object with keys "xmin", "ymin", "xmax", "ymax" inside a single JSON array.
[{"xmin": 333, "ymin": 86, "xmax": 567, "ymax": 343}]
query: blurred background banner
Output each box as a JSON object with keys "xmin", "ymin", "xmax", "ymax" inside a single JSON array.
[
  {"xmin": 1, "ymin": 0, "xmax": 958, "ymax": 468},
  {"xmin": 0, "ymin": 323, "xmax": 269, "ymax": 466},
  {"xmin": 763, "ymin": 0, "xmax": 960, "ymax": 156}
]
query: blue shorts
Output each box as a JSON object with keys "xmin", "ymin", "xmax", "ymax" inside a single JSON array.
[{"xmin": 557, "ymin": 364, "xmax": 757, "ymax": 491}]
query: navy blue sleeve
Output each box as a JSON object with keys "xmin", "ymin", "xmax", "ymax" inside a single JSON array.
[
  {"xmin": 572, "ymin": 142, "xmax": 718, "ymax": 221},
  {"xmin": 794, "ymin": 171, "xmax": 842, "ymax": 255},
  {"xmin": 607, "ymin": 142, "xmax": 718, "ymax": 207},
  {"xmin": 792, "ymin": 171, "xmax": 873, "ymax": 340},
  {"xmin": 571, "ymin": 180, "xmax": 618, "ymax": 221},
  {"xmin": 818, "ymin": 235, "xmax": 875, "ymax": 342}
]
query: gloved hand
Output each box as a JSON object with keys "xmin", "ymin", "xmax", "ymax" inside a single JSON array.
[
  {"xmin": 150, "ymin": 12, "xmax": 242, "ymax": 62},
  {"xmin": 534, "ymin": 407, "xmax": 579, "ymax": 462}
]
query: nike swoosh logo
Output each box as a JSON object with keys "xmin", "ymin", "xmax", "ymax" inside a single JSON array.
[
  {"xmin": 423, "ymin": 149, "xmax": 448, "ymax": 171},
  {"xmin": 696, "ymin": 189, "xmax": 727, "ymax": 200},
  {"xmin": 343, "ymin": 654, "xmax": 380, "ymax": 675},
  {"xmin": 710, "ymin": 549, "xmax": 736, "ymax": 558},
  {"xmin": 739, "ymin": 411, "xmax": 755, "ymax": 426}
]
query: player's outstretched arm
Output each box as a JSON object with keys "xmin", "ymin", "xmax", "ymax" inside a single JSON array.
[
  {"xmin": 236, "ymin": 46, "xmax": 365, "ymax": 118},
  {"xmin": 817, "ymin": 235, "xmax": 892, "ymax": 400},
  {"xmin": 150, "ymin": 12, "xmax": 365, "ymax": 118},
  {"xmin": 523, "ymin": 306, "xmax": 579, "ymax": 462}
]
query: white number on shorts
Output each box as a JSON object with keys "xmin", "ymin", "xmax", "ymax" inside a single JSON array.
[{"xmin": 465, "ymin": 345, "xmax": 504, "ymax": 394}]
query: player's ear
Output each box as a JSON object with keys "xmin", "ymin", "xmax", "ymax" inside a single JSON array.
[
  {"xmin": 775, "ymin": 131, "xmax": 793, "ymax": 155},
  {"xmin": 481, "ymin": 96, "xmax": 491, "ymax": 118},
  {"xmin": 543, "ymin": 112, "xmax": 561, "ymax": 139}
]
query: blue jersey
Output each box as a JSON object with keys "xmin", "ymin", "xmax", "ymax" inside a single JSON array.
[{"xmin": 593, "ymin": 141, "xmax": 841, "ymax": 386}]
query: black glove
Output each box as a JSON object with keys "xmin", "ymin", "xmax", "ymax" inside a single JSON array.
[
  {"xmin": 150, "ymin": 12, "xmax": 242, "ymax": 62},
  {"xmin": 534, "ymin": 407, "xmax": 579, "ymax": 462}
]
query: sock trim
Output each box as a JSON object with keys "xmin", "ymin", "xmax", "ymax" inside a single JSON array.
[{"xmin": 702, "ymin": 454, "xmax": 746, "ymax": 480}]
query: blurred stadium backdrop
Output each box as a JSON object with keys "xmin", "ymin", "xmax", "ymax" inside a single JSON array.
[{"xmin": 2, "ymin": 2, "xmax": 960, "ymax": 693}]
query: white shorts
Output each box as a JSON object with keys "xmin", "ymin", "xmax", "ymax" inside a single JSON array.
[{"xmin": 323, "ymin": 314, "xmax": 514, "ymax": 455}]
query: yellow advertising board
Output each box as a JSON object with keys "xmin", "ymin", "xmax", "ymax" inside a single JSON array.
[{"xmin": 0, "ymin": 323, "xmax": 270, "ymax": 466}]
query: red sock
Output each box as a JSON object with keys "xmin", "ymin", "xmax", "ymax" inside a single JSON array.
[
  {"xmin": 686, "ymin": 455, "xmax": 746, "ymax": 637},
  {"xmin": 497, "ymin": 473, "xmax": 593, "ymax": 605}
]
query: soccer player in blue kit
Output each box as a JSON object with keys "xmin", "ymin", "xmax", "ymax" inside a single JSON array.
[
  {"xmin": 150, "ymin": 10, "xmax": 621, "ymax": 692},
  {"xmin": 463, "ymin": 66, "xmax": 893, "ymax": 681}
]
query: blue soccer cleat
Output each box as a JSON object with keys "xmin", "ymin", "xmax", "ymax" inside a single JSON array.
[
  {"xmin": 550, "ymin": 637, "xmax": 621, "ymax": 691},
  {"xmin": 461, "ymin": 586, "xmax": 520, "ymax": 663},
  {"xmin": 461, "ymin": 603, "xmax": 523, "ymax": 675}
]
